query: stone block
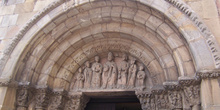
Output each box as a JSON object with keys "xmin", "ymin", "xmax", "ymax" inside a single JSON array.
[
  {"xmin": 76, "ymin": 3, "xmax": 92, "ymax": 12},
  {"xmin": 14, "ymin": 2, "xmax": 34, "ymax": 13},
  {"xmin": 36, "ymin": 14, "xmax": 51, "ymax": 28},
  {"xmin": 176, "ymin": 46, "xmax": 191, "ymax": 62},
  {"xmin": 0, "ymin": 27, "xmax": 7, "ymax": 38},
  {"xmin": 41, "ymin": 60, "xmax": 55, "ymax": 75},
  {"xmin": 65, "ymin": 16, "xmax": 79, "ymax": 29},
  {"xmin": 0, "ymin": 14, "xmax": 18, "ymax": 27},
  {"xmin": 147, "ymin": 59, "xmax": 163, "ymax": 75},
  {"xmin": 157, "ymin": 23, "xmax": 174, "ymax": 40},
  {"xmin": 16, "ymin": 12, "xmax": 36, "ymax": 25},
  {"xmin": 120, "ymin": 23, "xmax": 135, "ymax": 33},
  {"xmin": 33, "ymin": 0, "xmax": 53, "ymax": 11},
  {"xmin": 43, "ymin": 22, "xmax": 56, "ymax": 34},
  {"xmin": 161, "ymin": 54, "xmax": 175, "ymax": 68},
  {"xmin": 51, "ymin": 23, "xmax": 68, "ymax": 39},
  {"xmin": 49, "ymin": 48, "xmax": 63, "ymax": 62},
  {"xmin": 166, "ymin": 33, "xmax": 184, "ymax": 49},
  {"xmin": 145, "ymin": 15, "xmax": 163, "ymax": 31},
  {"xmin": 107, "ymin": 22, "xmax": 120, "ymax": 32},
  {"xmin": 67, "ymin": 8, "xmax": 79, "ymax": 17},
  {"xmin": 166, "ymin": 66, "xmax": 178, "ymax": 81},
  {"xmin": 48, "ymin": 5, "xmax": 64, "ymax": 19},
  {"xmin": 134, "ymin": 10, "xmax": 150, "ymax": 24},
  {"xmin": 183, "ymin": 61, "xmax": 195, "ymax": 76},
  {"xmin": 53, "ymin": 14, "xmax": 68, "ymax": 25},
  {"xmin": 0, "ymin": 5, "xmax": 15, "ymax": 16},
  {"xmin": 111, "ymin": 0, "xmax": 126, "ymax": 6},
  {"xmin": 154, "ymin": 44, "xmax": 169, "ymax": 57},
  {"xmin": 91, "ymin": 1, "xmax": 106, "ymax": 8},
  {"xmin": 4, "ymin": 25, "xmax": 20, "ymax": 38},
  {"xmin": 56, "ymin": 54, "xmax": 68, "ymax": 66},
  {"xmin": 64, "ymin": 46, "xmax": 75, "ymax": 57}
]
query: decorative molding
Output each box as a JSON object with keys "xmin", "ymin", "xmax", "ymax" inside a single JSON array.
[
  {"xmin": 197, "ymin": 70, "xmax": 220, "ymax": 79},
  {"xmin": 165, "ymin": 0, "xmax": 220, "ymax": 68}
]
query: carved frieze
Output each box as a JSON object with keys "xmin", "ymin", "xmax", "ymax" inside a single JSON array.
[
  {"xmin": 16, "ymin": 86, "xmax": 28, "ymax": 107},
  {"xmin": 70, "ymin": 52, "xmax": 147, "ymax": 91}
]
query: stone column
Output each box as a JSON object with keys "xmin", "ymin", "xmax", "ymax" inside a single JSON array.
[
  {"xmin": 35, "ymin": 88, "xmax": 50, "ymax": 110},
  {"xmin": 64, "ymin": 92, "xmax": 90, "ymax": 110},
  {"xmin": 197, "ymin": 71, "xmax": 220, "ymax": 110}
]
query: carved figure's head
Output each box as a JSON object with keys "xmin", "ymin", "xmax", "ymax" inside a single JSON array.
[
  {"xmin": 95, "ymin": 56, "xmax": 100, "ymax": 62},
  {"xmin": 122, "ymin": 53, "xmax": 128, "ymax": 61},
  {"xmin": 85, "ymin": 61, "xmax": 90, "ymax": 67},
  {"xmin": 108, "ymin": 52, "xmax": 114, "ymax": 61}
]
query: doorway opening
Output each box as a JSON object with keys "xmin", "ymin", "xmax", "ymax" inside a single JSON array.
[{"xmin": 85, "ymin": 96, "xmax": 141, "ymax": 110}]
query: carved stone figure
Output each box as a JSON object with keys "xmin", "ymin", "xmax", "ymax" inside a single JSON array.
[
  {"xmin": 168, "ymin": 91, "xmax": 182, "ymax": 109},
  {"xmin": 105, "ymin": 52, "xmax": 118, "ymax": 88},
  {"xmin": 144, "ymin": 98, "xmax": 151, "ymax": 110},
  {"xmin": 184, "ymin": 85, "xmax": 201, "ymax": 110},
  {"xmin": 83, "ymin": 61, "xmax": 92, "ymax": 88},
  {"xmin": 101, "ymin": 64, "xmax": 110, "ymax": 89},
  {"xmin": 150, "ymin": 98, "xmax": 156, "ymax": 110},
  {"xmin": 128, "ymin": 57, "xmax": 137, "ymax": 88},
  {"xmin": 91, "ymin": 56, "xmax": 102, "ymax": 88},
  {"xmin": 156, "ymin": 94, "xmax": 169, "ymax": 109},
  {"xmin": 17, "ymin": 87, "xmax": 28, "ymax": 107},
  {"xmin": 137, "ymin": 64, "xmax": 146, "ymax": 90},
  {"xmin": 35, "ymin": 88, "xmax": 49, "ymax": 109},
  {"xmin": 77, "ymin": 68, "xmax": 84, "ymax": 90},
  {"xmin": 118, "ymin": 53, "xmax": 129, "ymax": 88}
]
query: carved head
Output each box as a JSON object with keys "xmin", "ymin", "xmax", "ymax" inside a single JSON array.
[
  {"xmin": 107, "ymin": 52, "xmax": 114, "ymax": 61},
  {"xmin": 122, "ymin": 53, "xmax": 128, "ymax": 61},
  {"xmin": 139, "ymin": 64, "xmax": 144, "ymax": 71},
  {"xmin": 95, "ymin": 56, "xmax": 100, "ymax": 62},
  {"xmin": 130, "ymin": 57, "xmax": 136, "ymax": 64},
  {"xmin": 85, "ymin": 61, "xmax": 90, "ymax": 67},
  {"xmin": 78, "ymin": 68, "xmax": 83, "ymax": 73}
]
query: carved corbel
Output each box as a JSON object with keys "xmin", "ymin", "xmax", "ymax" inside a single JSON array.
[
  {"xmin": 64, "ymin": 92, "xmax": 90, "ymax": 110},
  {"xmin": 48, "ymin": 90, "xmax": 68, "ymax": 110},
  {"xmin": 35, "ymin": 88, "xmax": 50, "ymax": 110}
]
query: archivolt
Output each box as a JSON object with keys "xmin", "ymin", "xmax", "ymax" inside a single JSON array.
[{"xmin": 0, "ymin": 0, "xmax": 215, "ymax": 89}]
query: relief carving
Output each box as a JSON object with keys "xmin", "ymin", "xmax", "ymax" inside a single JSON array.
[
  {"xmin": 84, "ymin": 61, "xmax": 93, "ymax": 88},
  {"xmin": 71, "ymin": 52, "xmax": 147, "ymax": 91},
  {"xmin": 168, "ymin": 91, "xmax": 182, "ymax": 109},
  {"xmin": 155, "ymin": 94, "xmax": 169, "ymax": 109},
  {"xmin": 76, "ymin": 68, "xmax": 84, "ymax": 90},
  {"xmin": 183, "ymin": 85, "xmax": 201, "ymax": 110},
  {"xmin": 35, "ymin": 88, "xmax": 50, "ymax": 109},
  {"xmin": 128, "ymin": 57, "xmax": 137, "ymax": 88},
  {"xmin": 105, "ymin": 52, "xmax": 118, "ymax": 89},
  {"xmin": 137, "ymin": 64, "xmax": 146, "ymax": 90},
  {"xmin": 118, "ymin": 53, "xmax": 129, "ymax": 88},
  {"xmin": 17, "ymin": 87, "xmax": 28, "ymax": 108},
  {"xmin": 91, "ymin": 56, "xmax": 102, "ymax": 88}
]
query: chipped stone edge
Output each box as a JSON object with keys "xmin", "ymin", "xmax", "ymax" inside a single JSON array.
[{"xmin": 165, "ymin": 0, "xmax": 220, "ymax": 68}]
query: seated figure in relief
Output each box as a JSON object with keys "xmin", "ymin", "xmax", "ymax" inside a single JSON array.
[
  {"xmin": 105, "ymin": 52, "xmax": 118, "ymax": 89},
  {"xmin": 91, "ymin": 56, "xmax": 102, "ymax": 88},
  {"xmin": 118, "ymin": 53, "xmax": 129, "ymax": 88}
]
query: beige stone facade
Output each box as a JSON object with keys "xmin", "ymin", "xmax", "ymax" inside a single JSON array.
[{"xmin": 0, "ymin": 0, "xmax": 219, "ymax": 110}]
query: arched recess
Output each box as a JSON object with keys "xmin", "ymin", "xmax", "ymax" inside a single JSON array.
[{"xmin": 0, "ymin": 0, "xmax": 218, "ymax": 110}]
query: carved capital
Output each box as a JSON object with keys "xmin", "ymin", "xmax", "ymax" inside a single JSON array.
[
  {"xmin": 136, "ymin": 92, "xmax": 156, "ymax": 110},
  {"xmin": 178, "ymin": 77, "xmax": 201, "ymax": 86},
  {"xmin": 163, "ymin": 82, "xmax": 181, "ymax": 91},
  {"xmin": 183, "ymin": 85, "xmax": 201, "ymax": 107},
  {"xmin": 48, "ymin": 90, "xmax": 68, "ymax": 110},
  {"xmin": 16, "ymin": 86, "xmax": 29, "ymax": 107},
  {"xmin": 65, "ymin": 92, "xmax": 90, "ymax": 110},
  {"xmin": 35, "ymin": 88, "xmax": 50, "ymax": 109},
  {"xmin": 168, "ymin": 91, "xmax": 183, "ymax": 109}
]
